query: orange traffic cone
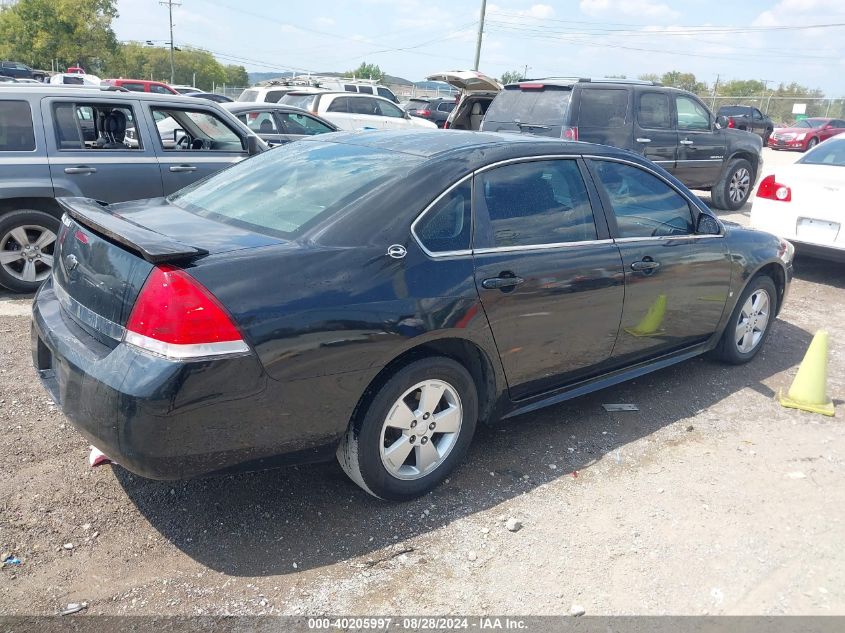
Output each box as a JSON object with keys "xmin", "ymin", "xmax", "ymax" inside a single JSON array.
[{"xmin": 778, "ymin": 330, "xmax": 835, "ymax": 417}]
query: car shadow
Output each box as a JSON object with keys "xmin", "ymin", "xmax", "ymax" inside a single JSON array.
[
  {"xmin": 792, "ymin": 255, "xmax": 845, "ymax": 290},
  {"xmin": 115, "ymin": 318, "xmax": 812, "ymax": 577}
]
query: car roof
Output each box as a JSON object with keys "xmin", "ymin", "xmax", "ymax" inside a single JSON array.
[
  {"xmin": 223, "ymin": 102, "xmax": 311, "ymax": 114},
  {"xmin": 304, "ymin": 129, "xmax": 637, "ymax": 160},
  {"xmin": 0, "ymin": 85, "xmax": 208, "ymax": 101}
]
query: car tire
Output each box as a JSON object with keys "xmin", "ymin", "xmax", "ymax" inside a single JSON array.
[
  {"xmin": 0, "ymin": 209, "xmax": 60, "ymax": 293},
  {"xmin": 712, "ymin": 275, "xmax": 777, "ymax": 365},
  {"xmin": 762, "ymin": 129, "xmax": 772, "ymax": 145},
  {"xmin": 337, "ymin": 356, "xmax": 478, "ymax": 501},
  {"xmin": 804, "ymin": 137, "xmax": 818, "ymax": 152},
  {"xmin": 710, "ymin": 158, "xmax": 754, "ymax": 211}
]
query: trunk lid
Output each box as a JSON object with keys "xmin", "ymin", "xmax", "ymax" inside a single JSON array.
[
  {"xmin": 425, "ymin": 70, "xmax": 502, "ymax": 94},
  {"xmin": 52, "ymin": 197, "xmax": 283, "ymax": 339}
]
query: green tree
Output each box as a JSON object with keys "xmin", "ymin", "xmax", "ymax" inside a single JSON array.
[
  {"xmin": 638, "ymin": 73, "xmax": 661, "ymax": 83},
  {"xmin": 499, "ymin": 70, "xmax": 524, "ymax": 84},
  {"xmin": 0, "ymin": 0, "xmax": 119, "ymax": 72},
  {"xmin": 224, "ymin": 64, "xmax": 249, "ymax": 87},
  {"xmin": 660, "ymin": 70, "xmax": 707, "ymax": 95},
  {"xmin": 345, "ymin": 62, "xmax": 384, "ymax": 81},
  {"xmin": 105, "ymin": 43, "xmax": 236, "ymax": 91},
  {"xmin": 719, "ymin": 79, "xmax": 766, "ymax": 98}
]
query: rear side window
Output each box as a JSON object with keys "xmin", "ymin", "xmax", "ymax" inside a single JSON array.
[
  {"xmin": 327, "ymin": 97, "xmax": 350, "ymax": 113},
  {"xmin": 437, "ymin": 102, "xmax": 456, "ymax": 113},
  {"xmin": 485, "ymin": 87, "xmax": 572, "ymax": 125},
  {"xmin": 53, "ymin": 102, "xmax": 139, "ymax": 150},
  {"xmin": 238, "ymin": 111, "xmax": 278, "ymax": 133},
  {"xmin": 590, "ymin": 160, "xmax": 694, "ymax": 238},
  {"xmin": 278, "ymin": 112, "xmax": 334, "ymax": 135},
  {"xmin": 344, "ymin": 84, "xmax": 356, "ymax": 92},
  {"xmin": 476, "ymin": 159, "xmax": 598, "ymax": 248},
  {"xmin": 120, "ymin": 83, "xmax": 147, "ymax": 92},
  {"xmin": 265, "ymin": 90, "xmax": 286, "ymax": 103},
  {"xmin": 0, "ymin": 100, "xmax": 36, "ymax": 151},
  {"xmin": 578, "ymin": 88, "xmax": 628, "ymax": 128},
  {"xmin": 638, "ymin": 92, "xmax": 671, "ymax": 129},
  {"xmin": 358, "ymin": 86, "xmax": 374, "ymax": 94},
  {"xmin": 414, "ymin": 180, "xmax": 472, "ymax": 253}
]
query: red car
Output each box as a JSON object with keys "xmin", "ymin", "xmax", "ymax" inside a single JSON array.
[
  {"xmin": 769, "ymin": 117, "xmax": 845, "ymax": 152},
  {"xmin": 101, "ymin": 78, "xmax": 180, "ymax": 95}
]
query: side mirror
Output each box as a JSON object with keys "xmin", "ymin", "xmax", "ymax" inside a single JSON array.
[
  {"xmin": 715, "ymin": 115, "xmax": 729, "ymax": 130},
  {"xmin": 246, "ymin": 135, "xmax": 264, "ymax": 156},
  {"xmin": 697, "ymin": 213, "xmax": 721, "ymax": 235}
]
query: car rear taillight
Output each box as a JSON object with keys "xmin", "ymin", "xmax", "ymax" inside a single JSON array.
[
  {"xmin": 417, "ymin": 109, "xmax": 431, "ymax": 116},
  {"xmin": 561, "ymin": 126, "xmax": 578, "ymax": 141},
  {"xmin": 519, "ymin": 83, "xmax": 545, "ymax": 90},
  {"xmin": 124, "ymin": 265, "xmax": 249, "ymax": 360},
  {"xmin": 443, "ymin": 120, "xmax": 451, "ymax": 129},
  {"xmin": 756, "ymin": 174, "xmax": 792, "ymax": 202},
  {"xmin": 727, "ymin": 117, "xmax": 736, "ymax": 128}
]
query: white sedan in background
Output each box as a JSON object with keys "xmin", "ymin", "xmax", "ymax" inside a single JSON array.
[{"xmin": 751, "ymin": 133, "xmax": 845, "ymax": 261}]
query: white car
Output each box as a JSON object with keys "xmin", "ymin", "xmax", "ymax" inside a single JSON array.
[
  {"xmin": 279, "ymin": 91, "xmax": 436, "ymax": 131},
  {"xmin": 751, "ymin": 133, "xmax": 845, "ymax": 261}
]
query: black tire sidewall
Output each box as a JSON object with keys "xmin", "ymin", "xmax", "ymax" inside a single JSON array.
[
  {"xmin": 719, "ymin": 275, "xmax": 777, "ymax": 364},
  {"xmin": 0, "ymin": 209, "xmax": 60, "ymax": 293},
  {"xmin": 355, "ymin": 357, "xmax": 478, "ymax": 501},
  {"xmin": 805, "ymin": 138, "xmax": 818, "ymax": 152}
]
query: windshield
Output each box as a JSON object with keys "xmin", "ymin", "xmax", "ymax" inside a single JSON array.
[
  {"xmin": 485, "ymin": 87, "xmax": 572, "ymax": 125},
  {"xmin": 169, "ymin": 140, "xmax": 422, "ymax": 238},
  {"xmin": 791, "ymin": 119, "xmax": 825, "ymax": 129},
  {"xmin": 238, "ymin": 89, "xmax": 258, "ymax": 102},
  {"xmin": 798, "ymin": 138, "xmax": 845, "ymax": 166},
  {"xmin": 279, "ymin": 94, "xmax": 317, "ymax": 110}
]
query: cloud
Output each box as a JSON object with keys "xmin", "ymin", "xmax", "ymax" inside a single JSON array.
[
  {"xmin": 579, "ymin": 0, "xmax": 680, "ymax": 21},
  {"xmin": 488, "ymin": 3, "xmax": 556, "ymax": 22},
  {"xmin": 315, "ymin": 16, "xmax": 336, "ymax": 28},
  {"xmin": 753, "ymin": 0, "xmax": 842, "ymax": 26}
]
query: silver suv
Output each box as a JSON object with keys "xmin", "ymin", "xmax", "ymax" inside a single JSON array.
[{"xmin": 0, "ymin": 86, "xmax": 265, "ymax": 292}]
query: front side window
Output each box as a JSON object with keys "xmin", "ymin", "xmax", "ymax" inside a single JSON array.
[
  {"xmin": 437, "ymin": 102, "xmax": 456, "ymax": 113},
  {"xmin": 752, "ymin": 109, "xmax": 763, "ymax": 120},
  {"xmin": 379, "ymin": 100, "xmax": 404, "ymax": 118},
  {"xmin": 676, "ymin": 96, "xmax": 711, "ymax": 131},
  {"xmin": 53, "ymin": 102, "xmax": 139, "ymax": 150},
  {"xmin": 578, "ymin": 88, "xmax": 628, "ymax": 128},
  {"xmin": 377, "ymin": 87, "xmax": 395, "ymax": 101},
  {"xmin": 0, "ymin": 100, "xmax": 36, "ymax": 151},
  {"xmin": 638, "ymin": 92, "xmax": 671, "ymax": 129},
  {"xmin": 150, "ymin": 107, "xmax": 243, "ymax": 151},
  {"xmin": 414, "ymin": 180, "xmax": 472, "ymax": 253},
  {"xmin": 590, "ymin": 160, "xmax": 694, "ymax": 238},
  {"xmin": 120, "ymin": 83, "xmax": 146, "ymax": 92},
  {"xmin": 150, "ymin": 84, "xmax": 172, "ymax": 94},
  {"xmin": 476, "ymin": 159, "xmax": 598, "ymax": 248},
  {"xmin": 277, "ymin": 112, "xmax": 334, "ymax": 135}
]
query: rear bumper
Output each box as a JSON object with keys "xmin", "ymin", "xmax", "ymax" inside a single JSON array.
[{"xmin": 31, "ymin": 279, "xmax": 354, "ymax": 479}]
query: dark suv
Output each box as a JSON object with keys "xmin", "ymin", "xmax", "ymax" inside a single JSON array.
[
  {"xmin": 480, "ymin": 78, "xmax": 763, "ymax": 210},
  {"xmin": 0, "ymin": 61, "xmax": 47, "ymax": 82},
  {"xmin": 405, "ymin": 97, "xmax": 456, "ymax": 128}
]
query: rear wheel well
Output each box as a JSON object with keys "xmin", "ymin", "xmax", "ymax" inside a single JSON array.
[
  {"xmin": 348, "ymin": 338, "xmax": 499, "ymax": 434},
  {"xmin": 0, "ymin": 198, "xmax": 62, "ymax": 219}
]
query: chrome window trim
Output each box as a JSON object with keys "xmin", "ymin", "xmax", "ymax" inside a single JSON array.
[
  {"xmin": 474, "ymin": 239, "xmax": 615, "ymax": 255},
  {"xmin": 581, "ymin": 153, "xmax": 725, "ymax": 239}
]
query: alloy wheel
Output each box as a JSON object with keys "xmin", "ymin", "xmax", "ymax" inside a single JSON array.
[
  {"xmin": 0, "ymin": 225, "xmax": 57, "ymax": 283},
  {"xmin": 735, "ymin": 289, "xmax": 771, "ymax": 354},
  {"xmin": 728, "ymin": 167, "xmax": 751, "ymax": 204},
  {"xmin": 379, "ymin": 379, "xmax": 463, "ymax": 480}
]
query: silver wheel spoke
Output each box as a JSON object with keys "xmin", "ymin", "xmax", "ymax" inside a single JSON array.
[
  {"xmin": 9, "ymin": 227, "xmax": 31, "ymax": 248},
  {"xmin": 735, "ymin": 321, "xmax": 747, "ymax": 345},
  {"xmin": 418, "ymin": 382, "xmax": 444, "ymax": 415},
  {"xmin": 433, "ymin": 405, "xmax": 461, "ymax": 433},
  {"xmin": 39, "ymin": 253, "xmax": 54, "ymax": 268},
  {"xmin": 33, "ymin": 230, "xmax": 56, "ymax": 250},
  {"xmin": 22, "ymin": 260, "xmax": 36, "ymax": 282},
  {"xmin": 0, "ymin": 251, "xmax": 23, "ymax": 265},
  {"xmin": 385, "ymin": 401, "xmax": 415, "ymax": 430},
  {"xmin": 383, "ymin": 436, "xmax": 414, "ymax": 471},
  {"xmin": 415, "ymin": 440, "xmax": 440, "ymax": 473}
]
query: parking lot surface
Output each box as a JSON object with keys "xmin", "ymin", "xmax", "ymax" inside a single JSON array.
[{"xmin": 1, "ymin": 148, "xmax": 843, "ymax": 615}]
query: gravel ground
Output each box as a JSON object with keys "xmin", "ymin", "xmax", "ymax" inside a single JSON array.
[{"xmin": 1, "ymin": 148, "xmax": 843, "ymax": 616}]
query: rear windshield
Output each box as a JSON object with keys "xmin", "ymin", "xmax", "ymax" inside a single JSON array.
[
  {"xmin": 0, "ymin": 100, "xmax": 35, "ymax": 151},
  {"xmin": 485, "ymin": 87, "xmax": 572, "ymax": 125},
  {"xmin": 280, "ymin": 94, "xmax": 316, "ymax": 110},
  {"xmin": 168, "ymin": 140, "xmax": 423, "ymax": 238},
  {"xmin": 798, "ymin": 138, "xmax": 845, "ymax": 166},
  {"xmin": 718, "ymin": 106, "xmax": 750, "ymax": 116},
  {"xmin": 238, "ymin": 89, "xmax": 258, "ymax": 102}
]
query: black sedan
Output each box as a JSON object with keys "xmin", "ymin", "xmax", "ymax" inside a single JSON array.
[
  {"xmin": 32, "ymin": 131, "xmax": 793, "ymax": 501},
  {"xmin": 223, "ymin": 102, "xmax": 338, "ymax": 146}
]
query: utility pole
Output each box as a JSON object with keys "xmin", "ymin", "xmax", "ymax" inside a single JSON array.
[
  {"xmin": 711, "ymin": 74, "xmax": 719, "ymax": 111},
  {"xmin": 160, "ymin": 0, "xmax": 181, "ymax": 84},
  {"xmin": 473, "ymin": 0, "xmax": 487, "ymax": 71}
]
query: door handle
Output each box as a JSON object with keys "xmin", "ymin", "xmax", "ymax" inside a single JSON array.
[
  {"xmin": 170, "ymin": 165, "xmax": 198, "ymax": 173},
  {"xmin": 636, "ymin": 137, "xmax": 652, "ymax": 143},
  {"xmin": 482, "ymin": 275, "xmax": 525, "ymax": 290},
  {"xmin": 631, "ymin": 260, "xmax": 661, "ymax": 272},
  {"xmin": 64, "ymin": 166, "xmax": 97, "ymax": 175},
  {"xmin": 680, "ymin": 139, "xmax": 694, "ymax": 145}
]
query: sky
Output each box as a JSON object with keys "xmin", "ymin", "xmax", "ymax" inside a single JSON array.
[{"xmin": 113, "ymin": 0, "xmax": 845, "ymax": 96}]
